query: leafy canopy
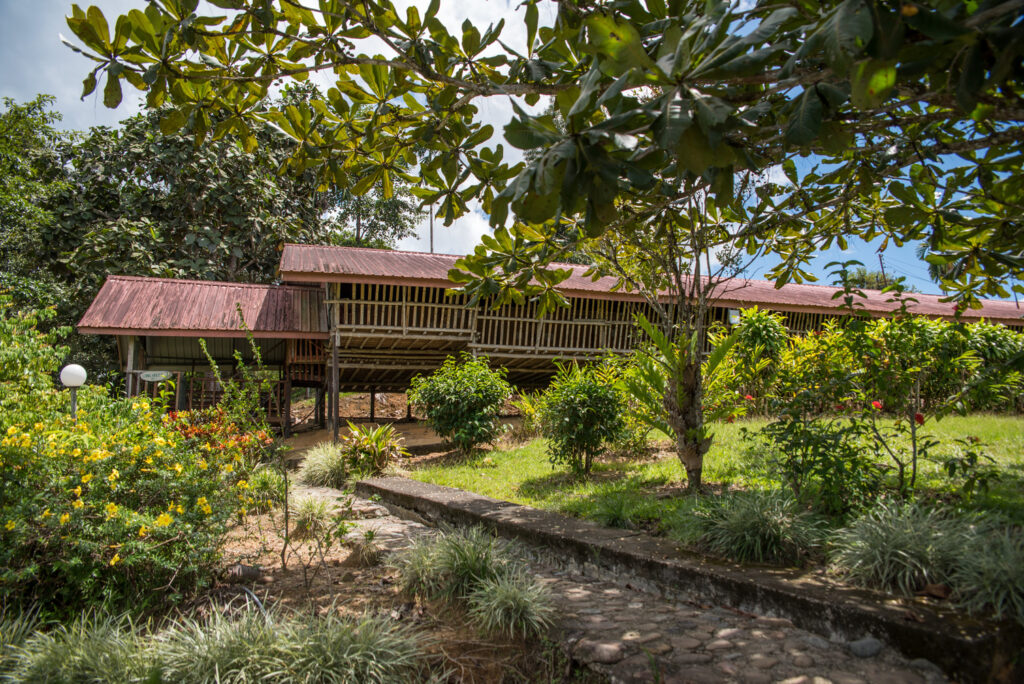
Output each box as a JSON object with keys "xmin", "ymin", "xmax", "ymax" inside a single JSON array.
[{"xmin": 62, "ymin": 0, "xmax": 1024, "ymax": 306}]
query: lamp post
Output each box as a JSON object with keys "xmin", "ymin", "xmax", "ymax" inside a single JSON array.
[{"xmin": 60, "ymin": 364, "xmax": 87, "ymax": 419}]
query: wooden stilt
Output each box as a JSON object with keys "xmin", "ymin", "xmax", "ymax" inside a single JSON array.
[
  {"xmin": 125, "ymin": 336, "xmax": 136, "ymax": 398},
  {"xmin": 331, "ymin": 330, "xmax": 340, "ymax": 445},
  {"xmin": 369, "ymin": 389, "xmax": 376, "ymax": 422}
]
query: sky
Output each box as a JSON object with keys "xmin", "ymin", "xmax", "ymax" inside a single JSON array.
[{"xmin": 0, "ymin": 0, "xmax": 964, "ymax": 296}]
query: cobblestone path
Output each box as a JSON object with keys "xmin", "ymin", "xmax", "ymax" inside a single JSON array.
[{"xmin": 299, "ymin": 486, "xmax": 947, "ymax": 684}]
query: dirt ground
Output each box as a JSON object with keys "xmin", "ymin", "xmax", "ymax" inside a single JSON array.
[{"xmin": 208, "ymin": 508, "xmax": 586, "ymax": 683}]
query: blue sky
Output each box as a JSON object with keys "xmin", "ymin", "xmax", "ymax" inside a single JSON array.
[{"xmin": 0, "ymin": 0, "xmax": 959, "ymax": 296}]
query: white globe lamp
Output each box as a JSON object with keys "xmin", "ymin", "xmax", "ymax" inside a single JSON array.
[{"xmin": 60, "ymin": 364, "xmax": 87, "ymax": 419}]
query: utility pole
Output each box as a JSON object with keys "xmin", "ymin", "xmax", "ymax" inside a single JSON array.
[
  {"xmin": 878, "ymin": 254, "xmax": 889, "ymax": 287},
  {"xmin": 429, "ymin": 203, "xmax": 434, "ymax": 253}
]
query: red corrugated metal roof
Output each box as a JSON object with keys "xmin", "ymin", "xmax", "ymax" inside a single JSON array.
[
  {"xmin": 279, "ymin": 244, "xmax": 1023, "ymax": 324},
  {"xmin": 78, "ymin": 276, "xmax": 328, "ymax": 338}
]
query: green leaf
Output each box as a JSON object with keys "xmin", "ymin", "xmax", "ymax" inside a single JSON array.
[
  {"xmin": 785, "ymin": 89, "xmax": 823, "ymax": 146},
  {"xmin": 159, "ymin": 109, "xmax": 187, "ymax": 135},
  {"xmin": 103, "ymin": 71, "xmax": 122, "ymax": 108},
  {"xmin": 851, "ymin": 60, "xmax": 896, "ymax": 109},
  {"xmin": 584, "ymin": 13, "xmax": 654, "ymax": 77},
  {"xmin": 81, "ymin": 71, "xmax": 98, "ymax": 99},
  {"xmin": 525, "ymin": 2, "xmax": 538, "ymax": 55}
]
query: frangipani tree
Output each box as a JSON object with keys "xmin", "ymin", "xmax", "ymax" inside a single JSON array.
[{"xmin": 63, "ymin": 0, "xmax": 1024, "ymax": 486}]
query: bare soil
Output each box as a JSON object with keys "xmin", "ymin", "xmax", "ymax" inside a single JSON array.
[{"xmin": 205, "ymin": 511, "xmax": 593, "ymax": 684}]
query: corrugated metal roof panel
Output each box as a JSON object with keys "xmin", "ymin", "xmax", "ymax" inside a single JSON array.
[
  {"xmin": 78, "ymin": 276, "xmax": 328, "ymax": 338},
  {"xmin": 279, "ymin": 244, "xmax": 1023, "ymax": 324}
]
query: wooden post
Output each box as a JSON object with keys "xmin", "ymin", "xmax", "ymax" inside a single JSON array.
[
  {"xmin": 283, "ymin": 378, "xmax": 292, "ymax": 438},
  {"xmin": 405, "ymin": 397, "xmax": 412, "ymax": 422},
  {"xmin": 369, "ymin": 389, "xmax": 376, "ymax": 422},
  {"xmin": 125, "ymin": 336, "xmax": 136, "ymax": 398},
  {"xmin": 331, "ymin": 330, "xmax": 340, "ymax": 445}
]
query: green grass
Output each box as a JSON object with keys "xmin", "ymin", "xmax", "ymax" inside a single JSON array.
[{"xmin": 408, "ymin": 415, "xmax": 1024, "ymax": 524}]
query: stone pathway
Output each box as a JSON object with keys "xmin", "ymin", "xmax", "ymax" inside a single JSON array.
[{"xmin": 294, "ymin": 486, "xmax": 947, "ymax": 684}]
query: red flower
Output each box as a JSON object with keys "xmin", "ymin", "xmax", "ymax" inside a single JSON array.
[
  {"xmin": 914, "ymin": 413, "xmax": 925, "ymax": 425},
  {"xmin": 871, "ymin": 400, "xmax": 883, "ymax": 410},
  {"xmin": 744, "ymin": 394, "xmax": 755, "ymax": 401},
  {"xmin": 727, "ymin": 415, "xmax": 735, "ymax": 423}
]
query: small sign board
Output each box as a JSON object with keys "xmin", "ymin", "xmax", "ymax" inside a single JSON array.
[{"xmin": 139, "ymin": 371, "xmax": 173, "ymax": 383}]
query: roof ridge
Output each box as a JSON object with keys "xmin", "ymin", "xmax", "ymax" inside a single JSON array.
[{"xmin": 105, "ymin": 275, "xmax": 319, "ymax": 290}]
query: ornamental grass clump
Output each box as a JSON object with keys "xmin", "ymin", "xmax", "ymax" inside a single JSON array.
[
  {"xmin": 392, "ymin": 527, "xmax": 553, "ymax": 640},
  {"xmin": 671, "ymin": 490, "xmax": 826, "ymax": 566},
  {"xmin": 951, "ymin": 525, "xmax": 1024, "ymax": 626},
  {"xmin": 247, "ymin": 465, "xmax": 285, "ymax": 512},
  {"xmin": 829, "ymin": 500, "xmax": 973, "ymax": 595},
  {"xmin": 2, "ymin": 612, "xmax": 153, "ymax": 683},
  {"xmin": 467, "ymin": 570, "xmax": 554, "ymax": 639},
  {"xmin": 289, "ymin": 496, "xmax": 331, "ymax": 541},
  {"xmin": 340, "ymin": 422, "xmax": 408, "ymax": 476},
  {"xmin": 297, "ymin": 441, "xmax": 348, "ymax": 488}
]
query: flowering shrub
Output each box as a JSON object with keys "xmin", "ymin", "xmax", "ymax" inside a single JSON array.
[{"xmin": 0, "ymin": 301, "xmax": 270, "ymax": 616}]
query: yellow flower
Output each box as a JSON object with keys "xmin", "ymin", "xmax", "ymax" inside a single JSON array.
[
  {"xmin": 197, "ymin": 459, "xmax": 208, "ymax": 470},
  {"xmin": 175, "ymin": 504, "xmax": 184, "ymax": 514},
  {"xmin": 236, "ymin": 480, "xmax": 248, "ymax": 489},
  {"xmin": 145, "ymin": 456, "xmax": 153, "ymax": 465},
  {"xmin": 138, "ymin": 525, "xmax": 149, "ymax": 537},
  {"xmin": 172, "ymin": 463, "xmax": 183, "ymax": 475},
  {"xmin": 59, "ymin": 513, "xmax": 70, "ymax": 525},
  {"xmin": 108, "ymin": 469, "xmax": 119, "ymax": 482},
  {"xmin": 81, "ymin": 473, "xmax": 93, "ymax": 484},
  {"xmin": 155, "ymin": 513, "xmax": 173, "ymax": 527},
  {"xmin": 72, "ymin": 486, "xmax": 82, "ymax": 497},
  {"xmin": 6, "ymin": 426, "xmax": 18, "ymax": 436},
  {"xmin": 222, "ymin": 463, "xmax": 233, "ymax": 474},
  {"xmin": 131, "ymin": 445, "xmax": 141, "ymax": 455},
  {"xmin": 33, "ymin": 422, "xmax": 44, "ymax": 432},
  {"xmin": 105, "ymin": 502, "xmax": 118, "ymax": 519},
  {"xmin": 109, "ymin": 553, "xmax": 121, "ymax": 566},
  {"xmin": 72, "ymin": 499, "xmax": 84, "ymax": 509},
  {"xmin": 153, "ymin": 436, "xmax": 166, "ymax": 447},
  {"xmin": 72, "ymin": 448, "xmax": 81, "ymax": 457},
  {"xmin": 4, "ymin": 520, "xmax": 15, "ymax": 531},
  {"xmin": 42, "ymin": 508, "xmax": 51, "ymax": 518}
]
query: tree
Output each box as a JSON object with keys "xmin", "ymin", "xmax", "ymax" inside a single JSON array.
[
  {"xmin": 0, "ymin": 96, "xmax": 69, "ymax": 303},
  {"xmin": 331, "ymin": 184, "xmax": 422, "ymax": 248},
  {"xmin": 833, "ymin": 265, "xmax": 919, "ymax": 293},
  {"xmin": 64, "ymin": 0, "xmax": 1024, "ymax": 486}
]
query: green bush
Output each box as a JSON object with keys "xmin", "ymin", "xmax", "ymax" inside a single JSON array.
[
  {"xmin": 753, "ymin": 417, "xmax": 882, "ymax": 514},
  {"xmin": 297, "ymin": 442, "xmax": 348, "ymax": 488},
  {"xmin": 670, "ymin": 490, "xmax": 825, "ymax": 565},
  {"xmin": 0, "ymin": 303, "xmax": 263, "ymax": 617},
  {"xmin": 508, "ymin": 391, "xmax": 543, "ymax": 443},
  {"xmin": 539, "ymin": 363, "xmax": 625, "ymax": 476},
  {"xmin": 829, "ymin": 500, "xmax": 973, "ymax": 595},
  {"xmin": 408, "ymin": 353, "xmax": 512, "ymax": 454},
  {"xmin": 340, "ymin": 422, "xmax": 407, "ymax": 476}
]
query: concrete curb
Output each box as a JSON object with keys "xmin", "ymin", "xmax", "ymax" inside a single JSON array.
[{"xmin": 356, "ymin": 476, "xmax": 1022, "ymax": 683}]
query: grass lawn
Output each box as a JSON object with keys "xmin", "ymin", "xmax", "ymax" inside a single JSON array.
[{"xmin": 406, "ymin": 414, "xmax": 1024, "ymax": 527}]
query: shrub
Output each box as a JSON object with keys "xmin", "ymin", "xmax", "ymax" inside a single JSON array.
[
  {"xmin": 340, "ymin": 422, "xmax": 407, "ymax": 476},
  {"xmin": 298, "ymin": 441, "xmax": 348, "ymax": 488},
  {"xmin": 408, "ymin": 353, "xmax": 512, "ymax": 454},
  {"xmin": 539, "ymin": 363, "xmax": 625, "ymax": 476},
  {"xmin": 467, "ymin": 570, "xmax": 554, "ymax": 639},
  {"xmin": 952, "ymin": 525, "xmax": 1024, "ymax": 626},
  {"xmin": 753, "ymin": 417, "xmax": 882, "ymax": 514},
  {"xmin": 508, "ymin": 391, "xmax": 543, "ymax": 443},
  {"xmin": 671, "ymin": 491, "xmax": 825, "ymax": 565},
  {"xmin": 829, "ymin": 500, "xmax": 974, "ymax": 595}
]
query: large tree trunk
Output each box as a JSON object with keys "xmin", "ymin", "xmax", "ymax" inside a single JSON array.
[{"xmin": 666, "ymin": 356, "xmax": 711, "ymax": 491}]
